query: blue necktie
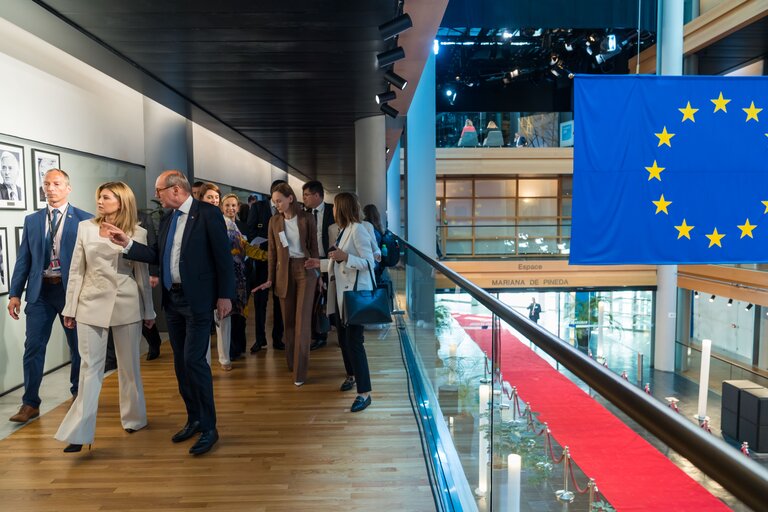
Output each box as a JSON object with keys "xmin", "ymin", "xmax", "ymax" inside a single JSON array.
[
  {"xmin": 43, "ymin": 209, "xmax": 59, "ymax": 271},
  {"xmin": 163, "ymin": 210, "xmax": 181, "ymax": 290}
]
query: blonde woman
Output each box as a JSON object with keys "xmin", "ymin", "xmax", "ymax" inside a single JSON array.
[{"xmin": 56, "ymin": 182, "xmax": 154, "ymax": 452}]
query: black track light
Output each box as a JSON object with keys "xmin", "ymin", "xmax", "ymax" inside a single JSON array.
[
  {"xmin": 694, "ymin": 291, "xmax": 699, "ymax": 299},
  {"xmin": 746, "ymin": 303, "xmax": 754, "ymax": 311},
  {"xmin": 377, "ymin": 47, "xmax": 405, "ymax": 68},
  {"xmin": 384, "ymin": 70, "xmax": 408, "ymax": 90},
  {"xmin": 727, "ymin": 298, "xmax": 733, "ymax": 306},
  {"xmin": 379, "ymin": 13, "xmax": 413, "ymax": 40},
  {"xmin": 375, "ymin": 90, "xmax": 396, "ymax": 104},
  {"xmin": 709, "ymin": 295, "xmax": 716, "ymax": 302},
  {"xmin": 380, "ymin": 103, "xmax": 399, "ymax": 118}
]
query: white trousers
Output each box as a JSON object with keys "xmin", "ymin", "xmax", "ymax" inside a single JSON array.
[
  {"xmin": 215, "ymin": 315, "xmax": 232, "ymax": 366},
  {"xmin": 55, "ymin": 321, "xmax": 147, "ymax": 444}
]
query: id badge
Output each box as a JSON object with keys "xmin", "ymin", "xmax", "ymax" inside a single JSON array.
[
  {"xmin": 49, "ymin": 258, "xmax": 61, "ymax": 271},
  {"xmin": 278, "ymin": 231, "xmax": 289, "ymax": 248}
]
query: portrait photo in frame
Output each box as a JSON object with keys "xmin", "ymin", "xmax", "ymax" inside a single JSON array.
[
  {"xmin": 0, "ymin": 142, "xmax": 26, "ymax": 210},
  {"xmin": 0, "ymin": 227, "xmax": 9, "ymax": 295},
  {"xmin": 31, "ymin": 148, "xmax": 60, "ymax": 209}
]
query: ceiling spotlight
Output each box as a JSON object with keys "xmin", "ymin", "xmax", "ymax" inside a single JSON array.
[
  {"xmin": 564, "ymin": 43, "xmax": 573, "ymax": 52},
  {"xmin": 379, "ymin": 13, "xmax": 413, "ymax": 40},
  {"xmin": 433, "ymin": 39, "xmax": 439, "ymax": 55},
  {"xmin": 550, "ymin": 53, "xmax": 559, "ymax": 65},
  {"xmin": 605, "ymin": 34, "xmax": 617, "ymax": 52},
  {"xmin": 377, "ymin": 47, "xmax": 405, "ymax": 68},
  {"xmin": 375, "ymin": 90, "xmax": 396, "ymax": 104},
  {"xmin": 384, "ymin": 70, "xmax": 408, "ymax": 90},
  {"xmin": 694, "ymin": 291, "xmax": 699, "ymax": 299},
  {"xmin": 386, "ymin": 146, "xmax": 390, "ymax": 154},
  {"xmin": 550, "ymin": 68, "xmax": 560, "ymax": 77},
  {"xmin": 509, "ymin": 69, "xmax": 520, "ymax": 78},
  {"xmin": 380, "ymin": 103, "xmax": 399, "ymax": 118},
  {"xmin": 727, "ymin": 298, "xmax": 733, "ymax": 306},
  {"xmin": 502, "ymin": 30, "xmax": 513, "ymax": 39},
  {"xmin": 746, "ymin": 303, "xmax": 754, "ymax": 311},
  {"xmin": 709, "ymin": 295, "xmax": 716, "ymax": 302}
]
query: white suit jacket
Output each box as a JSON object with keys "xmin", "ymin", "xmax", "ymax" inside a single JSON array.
[
  {"xmin": 321, "ymin": 222, "xmax": 375, "ymax": 321},
  {"xmin": 64, "ymin": 220, "xmax": 155, "ymax": 328}
]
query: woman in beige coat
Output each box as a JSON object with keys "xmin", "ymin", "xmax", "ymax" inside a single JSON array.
[{"xmin": 56, "ymin": 182, "xmax": 154, "ymax": 452}]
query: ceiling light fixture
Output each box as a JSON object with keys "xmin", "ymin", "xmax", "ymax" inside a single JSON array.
[
  {"xmin": 380, "ymin": 103, "xmax": 399, "ymax": 118},
  {"xmin": 377, "ymin": 47, "xmax": 405, "ymax": 68},
  {"xmin": 379, "ymin": 13, "xmax": 413, "ymax": 40},
  {"xmin": 746, "ymin": 303, "xmax": 754, "ymax": 311},
  {"xmin": 727, "ymin": 298, "xmax": 733, "ymax": 306},
  {"xmin": 709, "ymin": 295, "xmax": 716, "ymax": 302},
  {"xmin": 694, "ymin": 291, "xmax": 699, "ymax": 299},
  {"xmin": 375, "ymin": 90, "xmax": 396, "ymax": 104},
  {"xmin": 384, "ymin": 70, "xmax": 408, "ymax": 90}
]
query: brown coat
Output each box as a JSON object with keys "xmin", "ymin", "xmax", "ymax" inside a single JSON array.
[{"xmin": 267, "ymin": 210, "xmax": 319, "ymax": 299}]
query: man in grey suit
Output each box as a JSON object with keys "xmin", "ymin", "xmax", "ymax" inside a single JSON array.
[
  {"xmin": 7, "ymin": 169, "xmax": 92, "ymax": 423},
  {"xmin": 0, "ymin": 151, "xmax": 23, "ymax": 201}
]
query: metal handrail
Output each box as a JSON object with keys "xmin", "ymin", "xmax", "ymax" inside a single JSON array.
[{"xmin": 399, "ymin": 237, "xmax": 768, "ymax": 512}]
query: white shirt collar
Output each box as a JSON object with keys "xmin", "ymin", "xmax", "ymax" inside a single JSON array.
[
  {"xmin": 48, "ymin": 202, "xmax": 69, "ymax": 214},
  {"xmin": 178, "ymin": 195, "xmax": 193, "ymax": 214},
  {"xmin": 314, "ymin": 202, "xmax": 325, "ymax": 215}
]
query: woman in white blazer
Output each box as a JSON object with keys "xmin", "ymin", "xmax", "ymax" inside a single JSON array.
[
  {"xmin": 56, "ymin": 182, "xmax": 155, "ymax": 452},
  {"xmin": 306, "ymin": 192, "xmax": 375, "ymax": 412}
]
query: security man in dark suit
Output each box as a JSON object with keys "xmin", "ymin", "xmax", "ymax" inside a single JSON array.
[
  {"xmin": 106, "ymin": 170, "xmax": 234, "ymax": 456},
  {"xmin": 246, "ymin": 179, "xmax": 286, "ymax": 353},
  {"xmin": 301, "ymin": 180, "xmax": 334, "ymax": 351}
]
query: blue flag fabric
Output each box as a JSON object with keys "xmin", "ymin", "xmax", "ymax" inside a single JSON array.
[{"xmin": 570, "ymin": 75, "xmax": 768, "ymax": 265}]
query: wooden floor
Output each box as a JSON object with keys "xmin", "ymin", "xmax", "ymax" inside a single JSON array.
[{"xmin": 0, "ymin": 326, "xmax": 434, "ymax": 511}]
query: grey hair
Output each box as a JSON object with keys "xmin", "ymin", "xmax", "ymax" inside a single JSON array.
[{"xmin": 162, "ymin": 170, "xmax": 192, "ymax": 193}]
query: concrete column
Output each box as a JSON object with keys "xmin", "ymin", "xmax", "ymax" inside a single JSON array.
[
  {"xmin": 142, "ymin": 97, "xmax": 191, "ymax": 207},
  {"xmin": 355, "ymin": 115, "xmax": 387, "ymax": 214},
  {"xmin": 386, "ymin": 141, "xmax": 402, "ymax": 234},
  {"xmin": 405, "ymin": 52, "xmax": 437, "ymax": 324},
  {"xmin": 654, "ymin": 0, "xmax": 684, "ymax": 372}
]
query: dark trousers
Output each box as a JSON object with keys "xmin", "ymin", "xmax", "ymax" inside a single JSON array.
[
  {"xmin": 334, "ymin": 317, "xmax": 371, "ymax": 394},
  {"xmin": 165, "ymin": 289, "xmax": 217, "ymax": 431},
  {"xmin": 311, "ymin": 274, "xmax": 328, "ymax": 342},
  {"xmin": 254, "ymin": 288, "xmax": 283, "ymax": 345},
  {"xmin": 230, "ymin": 314, "xmax": 246, "ymax": 358},
  {"xmin": 22, "ymin": 282, "xmax": 80, "ymax": 407}
]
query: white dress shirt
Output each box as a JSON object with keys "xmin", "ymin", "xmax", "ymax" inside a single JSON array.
[
  {"xmin": 283, "ymin": 215, "xmax": 304, "ymax": 258},
  {"xmin": 43, "ymin": 202, "xmax": 69, "ymax": 277},
  {"xmin": 313, "ymin": 202, "xmax": 326, "ymax": 257},
  {"xmin": 168, "ymin": 195, "xmax": 193, "ymax": 284}
]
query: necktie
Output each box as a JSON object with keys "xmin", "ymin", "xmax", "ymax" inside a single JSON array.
[
  {"xmin": 313, "ymin": 209, "xmax": 318, "ymax": 224},
  {"xmin": 43, "ymin": 209, "xmax": 59, "ymax": 270},
  {"xmin": 9, "ymin": 186, "xmax": 17, "ymax": 201},
  {"xmin": 163, "ymin": 210, "xmax": 182, "ymax": 290}
]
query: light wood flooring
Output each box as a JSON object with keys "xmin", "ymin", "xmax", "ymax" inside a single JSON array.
[{"xmin": 0, "ymin": 326, "xmax": 434, "ymax": 511}]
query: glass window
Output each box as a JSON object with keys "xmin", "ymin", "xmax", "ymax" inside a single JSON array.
[
  {"xmin": 561, "ymin": 176, "xmax": 573, "ymax": 197},
  {"xmin": 446, "ymin": 240, "xmax": 472, "ymax": 255},
  {"xmin": 436, "ymin": 180, "xmax": 445, "ymax": 197},
  {"xmin": 476, "ymin": 239, "xmax": 514, "ymax": 255},
  {"xmin": 561, "ymin": 198, "xmax": 572, "ymax": 217},
  {"xmin": 475, "ymin": 226, "xmax": 516, "ymax": 238},
  {"xmin": 446, "ymin": 180, "xmax": 472, "ymax": 197},
  {"xmin": 475, "ymin": 198, "xmax": 516, "ymax": 217},
  {"xmin": 444, "ymin": 199, "xmax": 473, "ymax": 218},
  {"xmin": 519, "ymin": 179, "xmax": 558, "ymax": 197},
  {"xmin": 445, "ymin": 219, "xmax": 472, "ymax": 238},
  {"xmin": 518, "ymin": 198, "xmax": 558, "ymax": 217},
  {"xmin": 475, "ymin": 179, "xmax": 516, "ymax": 197}
]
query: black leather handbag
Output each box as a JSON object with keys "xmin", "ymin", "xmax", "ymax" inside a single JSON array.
[
  {"xmin": 342, "ymin": 262, "xmax": 392, "ymax": 325},
  {"xmin": 312, "ymin": 289, "xmax": 331, "ymax": 334}
]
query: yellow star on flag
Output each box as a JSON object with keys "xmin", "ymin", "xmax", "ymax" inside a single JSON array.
[
  {"xmin": 652, "ymin": 194, "xmax": 672, "ymax": 214},
  {"xmin": 762, "ymin": 201, "xmax": 768, "ymax": 213},
  {"xmin": 655, "ymin": 127, "xmax": 675, "ymax": 147},
  {"xmin": 743, "ymin": 101, "xmax": 763, "ymax": 122},
  {"xmin": 674, "ymin": 219, "xmax": 694, "ymax": 239},
  {"xmin": 645, "ymin": 160, "xmax": 665, "ymax": 181},
  {"xmin": 711, "ymin": 92, "xmax": 730, "ymax": 113},
  {"xmin": 705, "ymin": 228, "xmax": 725, "ymax": 248},
  {"xmin": 737, "ymin": 219, "xmax": 757, "ymax": 238},
  {"xmin": 679, "ymin": 102, "xmax": 699, "ymax": 122}
]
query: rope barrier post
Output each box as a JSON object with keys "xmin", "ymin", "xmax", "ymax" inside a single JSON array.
[
  {"xmin": 555, "ymin": 446, "xmax": 575, "ymax": 503},
  {"xmin": 588, "ymin": 478, "xmax": 597, "ymax": 510},
  {"xmin": 621, "ymin": 370, "xmax": 628, "ymax": 381},
  {"xmin": 636, "ymin": 352, "xmax": 644, "ymax": 386},
  {"xmin": 665, "ymin": 396, "xmax": 680, "ymax": 413},
  {"xmin": 741, "ymin": 442, "xmax": 751, "ymax": 458}
]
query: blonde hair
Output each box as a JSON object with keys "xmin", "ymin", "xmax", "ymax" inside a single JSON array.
[
  {"xmin": 487, "ymin": 120, "xmax": 498, "ymax": 129},
  {"xmin": 94, "ymin": 182, "xmax": 137, "ymax": 236},
  {"xmin": 220, "ymin": 193, "xmax": 239, "ymax": 212}
]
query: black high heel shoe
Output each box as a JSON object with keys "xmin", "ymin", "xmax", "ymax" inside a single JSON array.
[{"xmin": 63, "ymin": 443, "xmax": 91, "ymax": 453}]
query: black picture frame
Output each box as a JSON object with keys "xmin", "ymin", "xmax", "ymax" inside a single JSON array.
[
  {"xmin": 31, "ymin": 148, "xmax": 60, "ymax": 210},
  {"xmin": 15, "ymin": 226, "xmax": 24, "ymax": 252},
  {"xmin": 0, "ymin": 142, "xmax": 27, "ymax": 210},
  {"xmin": 0, "ymin": 227, "xmax": 9, "ymax": 295}
]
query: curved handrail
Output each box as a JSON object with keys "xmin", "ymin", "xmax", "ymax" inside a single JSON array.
[{"xmin": 399, "ymin": 237, "xmax": 768, "ymax": 512}]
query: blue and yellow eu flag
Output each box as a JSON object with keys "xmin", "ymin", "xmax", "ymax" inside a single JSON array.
[{"xmin": 571, "ymin": 75, "xmax": 768, "ymax": 264}]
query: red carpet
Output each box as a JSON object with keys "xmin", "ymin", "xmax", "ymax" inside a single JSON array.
[{"xmin": 454, "ymin": 314, "xmax": 729, "ymax": 511}]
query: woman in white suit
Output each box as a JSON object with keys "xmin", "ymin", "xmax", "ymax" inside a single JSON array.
[
  {"xmin": 306, "ymin": 192, "xmax": 375, "ymax": 412},
  {"xmin": 56, "ymin": 182, "xmax": 154, "ymax": 452}
]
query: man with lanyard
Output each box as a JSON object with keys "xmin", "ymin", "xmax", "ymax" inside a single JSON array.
[{"xmin": 7, "ymin": 168, "xmax": 92, "ymax": 423}]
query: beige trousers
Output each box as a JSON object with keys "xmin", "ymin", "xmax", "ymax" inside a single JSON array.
[{"xmin": 279, "ymin": 258, "xmax": 317, "ymax": 383}]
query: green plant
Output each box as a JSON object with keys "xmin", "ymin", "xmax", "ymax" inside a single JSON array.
[
  {"xmin": 435, "ymin": 303, "xmax": 451, "ymax": 330},
  {"xmin": 483, "ymin": 412, "xmax": 553, "ymax": 483}
]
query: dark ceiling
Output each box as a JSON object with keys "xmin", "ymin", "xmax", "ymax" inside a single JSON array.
[
  {"xmin": 695, "ymin": 14, "xmax": 768, "ymax": 76},
  {"xmin": 33, "ymin": 0, "xmax": 403, "ymax": 191}
]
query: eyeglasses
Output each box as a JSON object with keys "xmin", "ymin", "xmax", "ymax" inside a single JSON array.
[{"xmin": 155, "ymin": 185, "xmax": 174, "ymax": 195}]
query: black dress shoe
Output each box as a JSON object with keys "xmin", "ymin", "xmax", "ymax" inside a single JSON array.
[
  {"xmin": 350, "ymin": 395, "xmax": 371, "ymax": 413},
  {"xmin": 171, "ymin": 421, "xmax": 201, "ymax": 443},
  {"xmin": 310, "ymin": 339, "xmax": 327, "ymax": 351},
  {"xmin": 273, "ymin": 341, "xmax": 285, "ymax": 350},
  {"xmin": 63, "ymin": 443, "xmax": 88, "ymax": 453},
  {"xmin": 260, "ymin": 340, "xmax": 267, "ymax": 347},
  {"xmin": 146, "ymin": 347, "xmax": 160, "ymax": 361},
  {"xmin": 340, "ymin": 377, "xmax": 356, "ymax": 392},
  {"xmin": 249, "ymin": 343, "xmax": 262, "ymax": 354},
  {"xmin": 189, "ymin": 429, "xmax": 219, "ymax": 455}
]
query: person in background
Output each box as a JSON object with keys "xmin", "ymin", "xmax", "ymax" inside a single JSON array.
[
  {"xmin": 7, "ymin": 169, "xmax": 92, "ymax": 424},
  {"xmin": 191, "ymin": 180, "xmax": 205, "ymax": 200},
  {"xmin": 217, "ymin": 193, "xmax": 267, "ymax": 368},
  {"xmin": 527, "ymin": 297, "xmax": 541, "ymax": 324},
  {"xmin": 199, "ymin": 183, "xmax": 221, "ymax": 207},
  {"xmin": 246, "ymin": 180, "xmax": 286, "ymax": 353},
  {"xmin": 460, "ymin": 119, "xmax": 475, "ymax": 137},
  {"xmin": 56, "ymin": 182, "xmax": 154, "ymax": 453},
  {"xmin": 362, "ymin": 204, "xmax": 385, "ymax": 281},
  {"xmin": 301, "ymin": 180, "xmax": 334, "ymax": 351},
  {"xmin": 306, "ymin": 193, "xmax": 374, "ymax": 412},
  {"xmin": 513, "ymin": 132, "xmax": 527, "ymax": 147},
  {"xmin": 253, "ymin": 183, "xmax": 318, "ymax": 386}
]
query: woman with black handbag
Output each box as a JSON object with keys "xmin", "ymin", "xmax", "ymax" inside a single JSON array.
[{"xmin": 306, "ymin": 193, "xmax": 375, "ymax": 412}]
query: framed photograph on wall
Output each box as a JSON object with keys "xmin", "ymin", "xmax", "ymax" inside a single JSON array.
[
  {"xmin": 0, "ymin": 142, "xmax": 26, "ymax": 210},
  {"xmin": 31, "ymin": 149, "xmax": 59, "ymax": 209},
  {"xmin": 15, "ymin": 226, "xmax": 24, "ymax": 251},
  {"xmin": 0, "ymin": 228, "xmax": 9, "ymax": 295}
]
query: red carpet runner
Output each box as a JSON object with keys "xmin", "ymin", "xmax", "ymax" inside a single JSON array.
[{"xmin": 454, "ymin": 314, "xmax": 730, "ymax": 511}]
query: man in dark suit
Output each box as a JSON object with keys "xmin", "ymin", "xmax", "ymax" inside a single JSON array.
[
  {"xmin": 107, "ymin": 170, "xmax": 234, "ymax": 456},
  {"xmin": 0, "ymin": 150, "xmax": 23, "ymax": 201},
  {"xmin": 7, "ymin": 168, "xmax": 92, "ymax": 423},
  {"xmin": 513, "ymin": 132, "xmax": 527, "ymax": 147},
  {"xmin": 246, "ymin": 180, "xmax": 286, "ymax": 353},
  {"xmin": 301, "ymin": 180, "xmax": 334, "ymax": 351}
]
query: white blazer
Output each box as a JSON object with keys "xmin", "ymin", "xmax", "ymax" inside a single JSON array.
[
  {"xmin": 64, "ymin": 220, "xmax": 155, "ymax": 328},
  {"xmin": 330, "ymin": 221, "xmax": 381, "ymax": 261},
  {"xmin": 321, "ymin": 222, "xmax": 375, "ymax": 321}
]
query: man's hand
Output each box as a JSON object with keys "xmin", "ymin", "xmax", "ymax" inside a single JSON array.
[
  {"xmin": 149, "ymin": 276, "xmax": 159, "ymax": 288},
  {"xmin": 63, "ymin": 316, "xmax": 76, "ymax": 329},
  {"xmin": 216, "ymin": 298, "xmax": 232, "ymax": 320},
  {"xmin": 103, "ymin": 222, "xmax": 130, "ymax": 248},
  {"xmin": 144, "ymin": 319, "xmax": 156, "ymax": 329},
  {"xmin": 7, "ymin": 297, "xmax": 21, "ymax": 320}
]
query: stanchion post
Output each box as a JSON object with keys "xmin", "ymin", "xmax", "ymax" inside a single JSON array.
[
  {"xmin": 637, "ymin": 352, "xmax": 644, "ymax": 387},
  {"xmin": 588, "ymin": 478, "xmax": 597, "ymax": 510},
  {"xmin": 697, "ymin": 338, "xmax": 712, "ymax": 422},
  {"xmin": 555, "ymin": 446, "xmax": 575, "ymax": 503}
]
